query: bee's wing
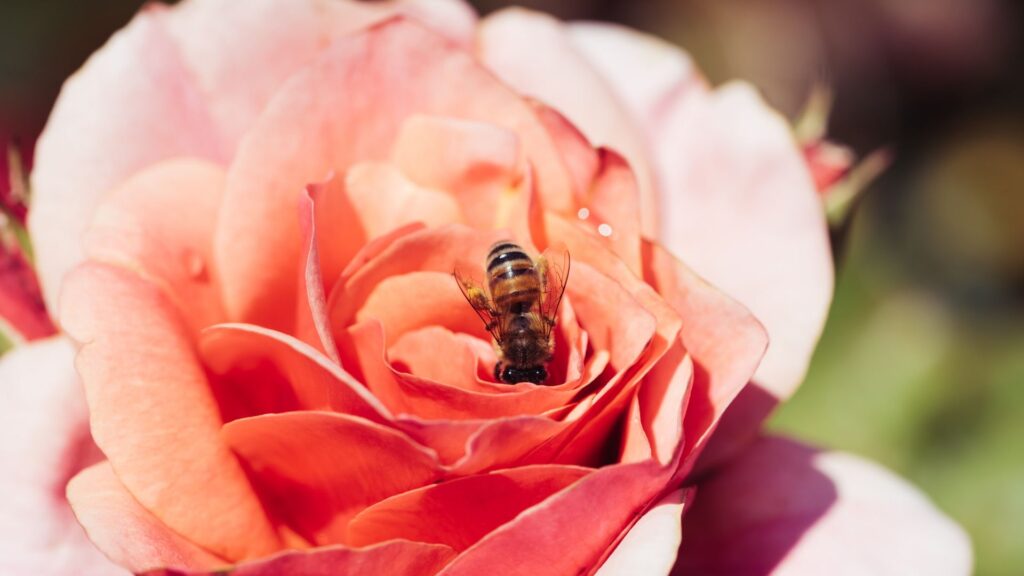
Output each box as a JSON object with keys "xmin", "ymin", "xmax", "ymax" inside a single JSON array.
[
  {"xmin": 537, "ymin": 246, "xmax": 570, "ymax": 340},
  {"xmin": 453, "ymin": 266, "xmax": 503, "ymax": 342}
]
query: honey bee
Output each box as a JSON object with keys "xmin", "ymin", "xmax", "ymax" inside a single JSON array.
[{"xmin": 455, "ymin": 241, "xmax": 570, "ymax": 384}]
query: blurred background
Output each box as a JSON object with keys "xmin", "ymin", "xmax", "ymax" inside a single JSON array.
[{"xmin": 2, "ymin": 0, "xmax": 1022, "ymax": 573}]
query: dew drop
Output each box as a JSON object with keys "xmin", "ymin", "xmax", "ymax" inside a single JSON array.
[
  {"xmin": 577, "ymin": 207, "xmax": 590, "ymax": 220},
  {"xmin": 597, "ymin": 223, "xmax": 613, "ymax": 237},
  {"xmin": 184, "ymin": 250, "xmax": 207, "ymax": 280}
]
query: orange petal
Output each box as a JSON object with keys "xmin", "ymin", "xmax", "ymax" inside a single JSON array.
[
  {"xmin": 327, "ymin": 225, "xmax": 506, "ymax": 338},
  {"xmin": 215, "ymin": 18, "xmax": 575, "ymax": 327},
  {"xmin": 477, "ymin": 8, "xmax": 655, "ymax": 232},
  {"xmin": 59, "ymin": 263, "xmax": 279, "ymax": 560},
  {"xmin": 67, "ymin": 462, "xmax": 227, "ymax": 573},
  {"xmin": 625, "ymin": 339, "xmax": 694, "ymax": 466},
  {"xmin": 347, "ymin": 465, "xmax": 592, "ymax": 550},
  {"xmin": 295, "ymin": 187, "xmax": 340, "ymax": 361},
  {"xmin": 222, "ymin": 411, "xmax": 442, "ymax": 546},
  {"xmin": 392, "ymin": 115, "xmax": 524, "ymax": 229},
  {"xmin": 347, "ymin": 320, "xmax": 581, "ymax": 420},
  {"xmin": 389, "ymin": 326, "xmax": 486, "ymax": 392},
  {"xmin": 141, "ymin": 541, "xmax": 456, "ymax": 576},
  {"xmin": 437, "ymin": 460, "xmax": 670, "ymax": 576},
  {"xmin": 199, "ymin": 323, "xmax": 391, "ymax": 423},
  {"xmin": 83, "ymin": 158, "xmax": 227, "ymax": 332}
]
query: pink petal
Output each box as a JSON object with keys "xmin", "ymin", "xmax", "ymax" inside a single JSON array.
[
  {"xmin": 477, "ymin": 8, "xmax": 656, "ymax": 234},
  {"xmin": 162, "ymin": 0, "xmax": 476, "ymax": 146},
  {"xmin": 59, "ymin": 263, "xmax": 280, "ymax": 560},
  {"xmin": 83, "ymin": 158, "xmax": 227, "ymax": 333},
  {"xmin": 215, "ymin": 18, "xmax": 575, "ymax": 327},
  {"xmin": 221, "ymin": 411, "xmax": 443, "ymax": 546},
  {"xmin": 29, "ymin": 5, "xmax": 224, "ymax": 311},
  {"xmin": 595, "ymin": 489, "xmax": 692, "ymax": 576},
  {"xmin": 198, "ymin": 323, "xmax": 391, "ymax": 423},
  {"xmin": 676, "ymin": 436, "xmax": 972, "ymax": 575},
  {"xmin": 565, "ymin": 22, "xmax": 708, "ymax": 145},
  {"xmin": 348, "ymin": 465, "xmax": 592, "ymax": 550},
  {"xmin": 140, "ymin": 540, "xmax": 456, "ymax": 576},
  {"xmin": 0, "ymin": 337, "xmax": 120, "ymax": 575},
  {"xmin": 655, "ymin": 83, "xmax": 833, "ymax": 402},
  {"xmin": 67, "ymin": 462, "xmax": 226, "ymax": 573}
]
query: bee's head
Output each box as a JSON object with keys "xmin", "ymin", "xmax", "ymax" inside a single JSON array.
[{"xmin": 499, "ymin": 364, "xmax": 547, "ymax": 385}]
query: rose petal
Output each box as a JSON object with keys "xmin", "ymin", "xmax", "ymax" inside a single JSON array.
[
  {"xmin": 198, "ymin": 323, "xmax": 391, "ymax": 423},
  {"xmin": 676, "ymin": 436, "xmax": 972, "ymax": 576},
  {"xmin": 295, "ymin": 187, "xmax": 340, "ymax": 361},
  {"xmin": 437, "ymin": 460, "xmax": 671, "ymax": 576},
  {"xmin": 642, "ymin": 241, "xmax": 769, "ymax": 477},
  {"xmin": 140, "ymin": 540, "xmax": 457, "ymax": 576},
  {"xmin": 477, "ymin": 8, "xmax": 656, "ymax": 234},
  {"xmin": 162, "ymin": 0, "xmax": 476, "ymax": 146},
  {"xmin": 215, "ymin": 18, "xmax": 575, "ymax": 327},
  {"xmin": 59, "ymin": 263, "xmax": 279, "ymax": 560},
  {"xmin": 595, "ymin": 489, "xmax": 692, "ymax": 576},
  {"xmin": 392, "ymin": 115, "xmax": 523, "ymax": 229},
  {"xmin": 67, "ymin": 462, "xmax": 226, "ymax": 573},
  {"xmin": 30, "ymin": 0, "xmax": 475, "ymax": 313},
  {"xmin": 347, "ymin": 465, "xmax": 591, "ymax": 551},
  {"xmin": 0, "ymin": 337, "xmax": 119, "ymax": 576},
  {"xmin": 29, "ymin": 5, "xmax": 224, "ymax": 311},
  {"xmin": 585, "ymin": 149, "xmax": 643, "ymax": 274},
  {"xmin": 565, "ymin": 22, "xmax": 708, "ymax": 144},
  {"xmin": 83, "ymin": 158, "xmax": 227, "ymax": 333},
  {"xmin": 222, "ymin": 411, "xmax": 443, "ymax": 546},
  {"xmin": 347, "ymin": 320, "xmax": 581, "ymax": 419},
  {"xmin": 656, "ymin": 83, "xmax": 833, "ymax": 402}
]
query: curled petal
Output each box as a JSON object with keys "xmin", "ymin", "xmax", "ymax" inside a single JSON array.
[
  {"xmin": 60, "ymin": 263, "xmax": 279, "ymax": 560},
  {"xmin": 83, "ymin": 158, "xmax": 227, "ymax": 333},
  {"xmin": 478, "ymin": 8, "xmax": 656, "ymax": 233},
  {"xmin": 67, "ymin": 462, "xmax": 226, "ymax": 573},
  {"xmin": 215, "ymin": 18, "xmax": 574, "ymax": 327},
  {"xmin": 222, "ymin": 411, "xmax": 443, "ymax": 546},
  {"xmin": 140, "ymin": 540, "xmax": 456, "ymax": 576},
  {"xmin": 596, "ymin": 489, "xmax": 692, "ymax": 576},
  {"xmin": 347, "ymin": 465, "xmax": 592, "ymax": 551}
]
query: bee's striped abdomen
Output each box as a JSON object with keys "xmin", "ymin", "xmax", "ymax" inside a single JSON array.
[{"xmin": 486, "ymin": 242, "xmax": 541, "ymax": 313}]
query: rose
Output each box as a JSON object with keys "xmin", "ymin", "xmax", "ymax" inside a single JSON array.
[{"xmin": 0, "ymin": 0, "xmax": 971, "ymax": 574}]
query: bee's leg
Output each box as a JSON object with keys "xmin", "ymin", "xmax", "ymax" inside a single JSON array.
[{"xmin": 493, "ymin": 361, "xmax": 505, "ymax": 382}]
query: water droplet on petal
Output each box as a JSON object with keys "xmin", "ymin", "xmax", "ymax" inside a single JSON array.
[
  {"xmin": 184, "ymin": 250, "xmax": 207, "ymax": 280},
  {"xmin": 597, "ymin": 223, "xmax": 613, "ymax": 237},
  {"xmin": 577, "ymin": 207, "xmax": 590, "ymax": 220}
]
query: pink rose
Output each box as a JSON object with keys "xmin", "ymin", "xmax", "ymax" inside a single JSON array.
[{"xmin": 2, "ymin": 1, "xmax": 969, "ymax": 575}]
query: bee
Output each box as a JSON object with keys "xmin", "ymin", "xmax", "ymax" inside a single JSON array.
[{"xmin": 455, "ymin": 241, "xmax": 570, "ymax": 385}]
